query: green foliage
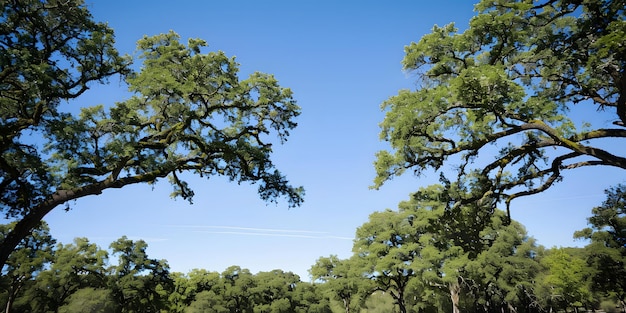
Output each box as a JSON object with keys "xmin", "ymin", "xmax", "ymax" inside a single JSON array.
[
  {"xmin": 374, "ymin": 0, "xmax": 626, "ymax": 215},
  {"xmin": 464, "ymin": 214, "xmax": 542, "ymax": 312},
  {"xmin": 537, "ymin": 248, "xmax": 595, "ymax": 312},
  {"xmin": 0, "ymin": 0, "xmax": 303, "ymax": 271},
  {"xmin": 353, "ymin": 184, "xmax": 541, "ymax": 313},
  {"xmin": 291, "ymin": 282, "xmax": 332, "ymax": 313},
  {"xmin": 252, "ymin": 269, "xmax": 300, "ymax": 312},
  {"xmin": 27, "ymin": 237, "xmax": 109, "ymax": 312},
  {"xmin": 109, "ymin": 236, "xmax": 173, "ymax": 313},
  {"xmin": 58, "ymin": 287, "xmax": 118, "ymax": 313},
  {"xmin": 0, "ymin": 222, "xmax": 55, "ymax": 313},
  {"xmin": 310, "ymin": 255, "xmax": 372, "ymax": 313},
  {"xmin": 352, "ymin": 207, "xmax": 421, "ymax": 313},
  {"xmin": 0, "ymin": 0, "xmax": 129, "ymax": 218},
  {"xmin": 361, "ymin": 291, "xmax": 399, "ymax": 313},
  {"xmin": 186, "ymin": 290, "xmax": 228, "ymax": 313},
  {"xmin": 575, "ymin": 184, "xmax": 626, "ymax": 311},
  {"xmin": 169, "ymin": 269, "xmax": 222, "ymax": 313}
]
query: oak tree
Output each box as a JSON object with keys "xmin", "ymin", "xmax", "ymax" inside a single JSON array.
[
  {"xmin": 354, "ymin": 184, "xmax": 541, "ymax": 313},
  {"xmin": 575, "ymin": 185, "xmax": 626, "ymax": 311},
  {"xmin": 352, "ymin": 209, "xmax": 419, "ymax": 313},
  {"xmin": 0, "ymin": 0, "xmax": 303, "ymax": 270},
  {"xmin": 27, "ymin": 237, "xmax": 109, "ymax": 313},
  {"xmin": 310, "ymin": 255, "xmax": 372, "ymax": 313},
  {"xmin": 537, "ymin": 248, "xmax": 594, "ymax": 312},
  {"xmin": 374, "ymin": 0, "xmax": 626, "ymax": 217},
  {"xmin": 108, "ymin": 236, "xmax": 173, "ymax": 313},
  {"xmin": 0, "ymin": 222, "xmax": 55, "ymax": 313},
  {"xmin": 168, "ymin": 269, "xmax": 222, "ymax": 313},
  {"xmin": 57, "ymin": 287, "xmax": 117, "ymax": 313}
]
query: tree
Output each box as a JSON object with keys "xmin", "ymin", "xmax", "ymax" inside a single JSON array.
[
  {"xmin": 464, "ymin": 213, "xmax": 541, "ymax": 313},
  {"xmin": 352, "ymin": 209, "xmax": 420, "ymax": 313},
  {"xmin": 290, "ymin": 282, "xmax": 333, "ymax": 313},
  {"xmin": 0, "ymin": 222, "xmax": 55, "ymax": 313},
  {"xmin": 27, "ymin": 237, "xmax": 108, "ymax": 313},
  {"xmin": 310, "ymin": 255, "xmax": 372, "ymax": 313},
  {"xmin": 108, "ymin": 236, "xmax": 173, "ymax": 313},
  {"xmin": 354, "ymin": 184, "xmax": 541, "ymax": 313},
  {"xmin": 0, "ymin": 0, "xmax": 303, "ymax": 270},
  {"xmin": 398, "ymin": 184, "xmax": 494, "ymax": 313},
  {"xmin": 575, "ymin": 184, "xmax": 626, "ymax": 312},
  {"xmin": 169, "ymin": 269, "xmax": 222, "ymax": 313},
  {"xmin": 252, "ymin": 269, "xmax": 300, "ymax": 312},
  {"xmin": 57, "ymin": 287, "xmax": 118, "ymax": 313},
  {"xmin": 537, "ymin": 248, "xmax": 595, "ymax": 312},
  {"xmin": 373, "ymin": 0, "xmax": 626, "ymax": 218},
  {"xmin": 186, "ymin": 290, "xmax": 228, "ymax": 313},
  {"xmin": 220, "ymin": 266, "xmax": 256, "ymax": 312}
]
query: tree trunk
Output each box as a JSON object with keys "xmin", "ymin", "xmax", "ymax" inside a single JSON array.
[
  {"xmin": 616, "ymin": 72, "xmax": 626, "ymax": 126},
  {"xmin": 0, "ymin": 206, "xmax": 52, "ymax": 273},
  {"xmin": 450, "ymin": 281, "xmax": 461, "ymax": 313},
  {"xmin": 4, "ymin": 284, "xmax": 17, "ymax": 313},
  {"xmin": 395, "ymin": 289, "xmax": 407, "ymax": 313}
]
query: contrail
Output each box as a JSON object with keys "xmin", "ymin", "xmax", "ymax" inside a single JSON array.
[
  {"xmin": 166, "ymin": 225, "xmax": 353, "ymax": 240},
  {"xmin": 192, "ymin": 230, "xmax": 353, "ymax": 241},
  {"xmin": 167, "ymin": 225, "xmax": 329, "ymax": 234}
]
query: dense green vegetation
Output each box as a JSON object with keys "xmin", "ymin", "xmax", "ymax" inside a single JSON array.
[
  {"xmin": 2, "ymin": 0, "xmax": 626, "ymax": 312},
  {"xmin": 1, "ymin": 185, "xmax": 625, "ymax": 312}
]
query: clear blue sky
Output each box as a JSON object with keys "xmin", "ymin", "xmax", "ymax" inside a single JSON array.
[{"xmin": 42, "ymin": 0, "xmax": 625, "ymax": 280}]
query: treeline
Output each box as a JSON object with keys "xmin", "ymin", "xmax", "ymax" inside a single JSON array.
[
  {"xmin": 310, "ymin": 184, "xmax": 626, "ymax": 313},
  {"xmin": 0, "ymin": 230, "xmax": 331, "ymax": 313},
  {"xmin": 1, "ymin": 184, "xmax": 625, "ymax": 313}
]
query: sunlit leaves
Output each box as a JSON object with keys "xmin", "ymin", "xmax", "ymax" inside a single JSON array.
[
  {"xmin": 375, "ymin": 0, "xmax": 626, "ymax": 212},
  {"xmin": 574, "ymin": 184, "xmax": 626, "ymax": 306},
  {"xmin": 353, "ymin": 184, "xmax": 540, "ymax": 312}
]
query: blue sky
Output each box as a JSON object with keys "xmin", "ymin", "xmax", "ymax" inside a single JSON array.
[{"xmin": 41, "ymin": 0, "xmax": 625, "ymax": 280}]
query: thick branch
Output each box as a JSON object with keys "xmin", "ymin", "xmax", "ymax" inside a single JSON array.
[{"xmin": 0, "ymin": 162, "xmax": 177, "ymax": 270}]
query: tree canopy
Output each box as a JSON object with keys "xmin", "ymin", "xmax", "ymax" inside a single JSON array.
[
  {"xmin": 0, "ymin": 0, "xmax": 303, "ymax": 270},
  {"xmin": 575, "ymin": 184, "xmax": 626, "ymax": 311},
  {"xmin": 353, "ymin": 184, "xmax": 541, "ymax": 313},
  {"xmin": 374, "ymin": 0, "xmax": 626, "ymax": 217}
]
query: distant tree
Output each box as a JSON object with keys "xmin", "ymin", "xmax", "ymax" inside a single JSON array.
[
  {"xmin": 352, "ymin": 208, "xmax": 420, "ymax": 313},
  {"xmin": 537, "ymin": 248, "xmax": 595, "ymax": 312},
  {"xmin": 291, "ymin": 282, "xmax": 333, "ymax": 313},
  {"xmin": 169, "ymin": 269, "xmax": 222, "ymax": 313},
  {"xmin": 354, "ymin": 184, "xmax": 541, "ymax": 313},
  {"xmin": 108, "ymin": 236, "xmax": 173, "ymax": 313},
  {"xmin": 362, "ymin": 291, "xmax": 400, "ymax": 313},
  {"xmin": 220, "ymin": 266, "xmax": 256, "ymax": 312},
  {"xmin": 0, "ymin": 222, "xmax": 55, "ymax": 313},
  {"xmin": 464, "ymin": 213, "xmax": 541, "ymax": 313},
  {"xmin": 252, "ymin": 269, "xmax": 300, "ymax": 312},
  {"xmin": 25, "ymin": 238, "xmax": 108, "ymax": 312},
  {"xmin": 310, "ymin": 255, "xmax": 372, "ymax": 313},
  {"xmin": 0, "ymin": 0, "xmax": 303, "ymax": 271},
  {"xmin": 28, "ymin": 237, "xmax": 108, "ymax": 312},
  {"xmin": 186, "ymin": 290, "xmax": 228, "ymax": 313},
  {"xmin": 374, "ymin": 0, "xmax": 626, "ymax": 219},
  {"xmin": 57, "ymin": 287, "xmax": 117, "ymax": 313},
  {"xmin": 575, "ymin": 184, "xmax": 626, "ymax": 312}
]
